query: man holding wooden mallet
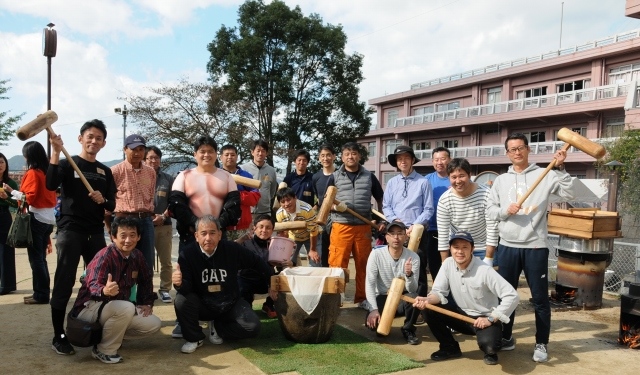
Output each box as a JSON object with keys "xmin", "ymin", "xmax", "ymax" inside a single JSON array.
[
  {"xmin": 413, "ymin": 231, "xmax": 519, "ymax": 365},
  {"xmin": 487, "ymin": 132, "xmax": 576, "ymax": 363}
]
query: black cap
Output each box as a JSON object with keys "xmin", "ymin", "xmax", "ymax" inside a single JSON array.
[
  {"xmin": 386, "ymin": 221, "xmax": 408, "ymax": 232},
  {"xmin": 124, "ymin": 134, "xmax": 146, "ymax": 149},
  {"xmin": 388, "ymin": 145, "xmax": 420, "ymax": 168},
  {"xmin": 449, "ymin": 231, "xmax": 474, "ymax": 246}
]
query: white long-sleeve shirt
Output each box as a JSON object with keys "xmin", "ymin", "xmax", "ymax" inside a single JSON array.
[
  {"xmin": 365, "ymin": 246, "xmax": 420, "ymax": 311},
  {"xmin": 436, "ymin": 184, "xmax": 498, "ymax": 252}
]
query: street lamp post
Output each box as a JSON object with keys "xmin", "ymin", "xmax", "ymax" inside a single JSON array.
[
  {"xmin": 114, "ymin": 105, "xmax": 128, "ymax": 160},
  {"xmin": 42, "ymin": 23, "xmax": 57, "ymax": 157}
]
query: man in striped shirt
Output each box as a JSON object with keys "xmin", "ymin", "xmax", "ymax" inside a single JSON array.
[
  {"xmin": 436, "ymin": 158, "xmax": 498, "ymax": 263},
  {"xmin": 364, "ymin": 221, "xmax": 420, "ymax": 345}
]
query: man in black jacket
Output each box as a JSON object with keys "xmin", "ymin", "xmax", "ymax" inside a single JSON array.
[{"xmin": 173, "ymin": 215, "xmax": 271, "ymax": 353}]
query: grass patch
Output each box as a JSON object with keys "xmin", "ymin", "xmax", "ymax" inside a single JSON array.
[{"xmin": 232, "ymin": 311, "xmax": 423, "ymax": 375}]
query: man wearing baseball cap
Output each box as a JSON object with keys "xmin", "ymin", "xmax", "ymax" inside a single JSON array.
[
  {"xmin": 382, "ymin": 145, "xmax": 433, "ymax": 322},
  {"xmin": 413, "ymin": 231, "xmax": 519, "ymax": 365},
  {"xmin": 110, "ymin": 134, "xmax": 157, "ymax": 271},
  {"xmin": 364, "ymin": 221, "xmax": 421, "ymax": 345}
]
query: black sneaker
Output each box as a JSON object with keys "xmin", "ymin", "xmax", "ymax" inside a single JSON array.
[
  {"xmin": 431, "ymin": 348, "xmax": 462, "ymax": 361},
  {"xmin": 401, "ymin": 329, "xmax": 420, "ymax": 345},
  {"xmin": 484, "ymin": 353, "xmax": 498, "ymax": 365},
  {"xmin": 52, "ymin": 335, "xmax": 75, "ymax": 355}
]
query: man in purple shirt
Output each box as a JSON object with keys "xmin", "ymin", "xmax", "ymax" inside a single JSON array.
[{"xmin": 72, "ymin": 217, "xmax": 160, "ymax": 364}]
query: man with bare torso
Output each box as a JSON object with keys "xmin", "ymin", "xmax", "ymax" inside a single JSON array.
[{"xmin": 168, "ymin": 136, "xmax": 241, "ymax": 251}]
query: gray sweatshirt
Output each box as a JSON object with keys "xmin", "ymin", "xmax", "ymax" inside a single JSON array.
[
  {"xmin": 486, "ymin": 163, "xmax": 575, "ymax": 248},
  {"xmin": 240, "ymin": 161, "xmax": 278, "ymax": 215}
]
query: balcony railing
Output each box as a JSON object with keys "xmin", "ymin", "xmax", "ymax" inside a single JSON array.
[
  {"xmin": 392, "ymin": 83, "xmax": 629, "ymax": 128},
  {"xmin": 411, "ymin": 138, "xmax": 614, "ymax": 161},
  {"xmin": 410, "ymin": 29, "xmax": 640, "ymax": 90}
]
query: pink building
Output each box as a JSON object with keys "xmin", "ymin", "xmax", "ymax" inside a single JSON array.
[{"xmin": 362, "ymin": 26, "xmax": 640, "ymax": 186}]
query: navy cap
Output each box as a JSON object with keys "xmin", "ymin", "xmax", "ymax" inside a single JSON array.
[
  {"xmin": 125, "ymin": 134, "xmax": 146, "ymax": 149},
  {"xmin": 386, "ymin": 221, "xmax": 408, "ymax": 232},
  {"xmin": 449, "ymin": 231, "xmax": 474, "ymax": 246}
]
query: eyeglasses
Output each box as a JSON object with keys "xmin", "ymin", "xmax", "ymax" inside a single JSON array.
[
  {"xmin": 506, "ymin": 146, "xmax": 528, "ymax": 154},
  {"xmin": 386, "ymin": 232, "xmax": 405, "ymax": 238},
  {"xmin": 145, "ymin": 156, "xmax": 160, "ymax": 161}
]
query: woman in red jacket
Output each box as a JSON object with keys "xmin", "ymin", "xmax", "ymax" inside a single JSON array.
[{"xmin": 3, "ymin": 141, "xmax": 57, "ymax": 304}]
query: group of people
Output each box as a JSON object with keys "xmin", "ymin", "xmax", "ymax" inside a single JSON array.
[{"xmin": 0, "ymin": 120, "xmax": 576, "ymax": 366}]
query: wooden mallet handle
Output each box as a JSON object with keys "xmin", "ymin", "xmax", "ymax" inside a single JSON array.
[
  {"xmin": 377, "ymin": 278, "xmax": 475, "ymax": 336},
  {"xmin": 46, "ymin": 127, "xmax": 95, "ymax": 193},
  {"xmin": 274, "ymin": 221, "xmax": 307, "ymax": 231},
  {"xmin": 231, "ymin": 174, "xmax": 262, "ymax": 189}
]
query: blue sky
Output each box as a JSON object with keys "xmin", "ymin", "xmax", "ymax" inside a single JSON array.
[{"xmin": 0, "ymin": 0, "xmax": 634, "ymax": 166}]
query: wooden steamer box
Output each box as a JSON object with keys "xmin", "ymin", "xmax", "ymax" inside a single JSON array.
[{"xmin": 547, "ymin": 208, "xmax": 622, "ymax": 239}]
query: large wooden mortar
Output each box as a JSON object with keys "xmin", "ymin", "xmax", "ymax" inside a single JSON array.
[{"xmin": 271, "ymin": 269, "xmax": 346, "ymax": 344}]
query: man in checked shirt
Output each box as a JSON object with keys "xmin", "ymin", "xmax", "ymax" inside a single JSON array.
[
  {"xmin": 71, "ymin": 217, "xmax": 160, "ymax": 364},
  {"xmin": 110, "ymin": 134, "xmax": 156, "ymax": 272}
]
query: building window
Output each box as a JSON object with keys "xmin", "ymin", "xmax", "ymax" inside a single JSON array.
[
  {"xmin": 516, "ymin": 86, "xmax": 547, "ymax": 99},
  {"xmin": 413, "ymin": 106, "xmax": 434, "ymax": 115},
  {"xmin": 521, "ymin": 131, "xmax": 545, "ymax": 143},
  {"xmin": 557, "ymin": 80, "xmax": 590, "ymax": 93},
  {"xmin": 487, "ymin": 87, "xmax": 502, "ymax": 104},
  {"xmin": 387, "ymin": 110, "xmax": 399, "ymax": 127},
  {"xmin": 436, "ymin": 101, "xmax": 460, "ymax": 112},
  {"xmin": 605, "ymin": 117, "xmax": 625, "ymax": 138},
  {"xmin": 608, "ymin": 62, "xmax": 640, "ymax": 84},
  {"xmin": 366, "ymin": 142, "xmax": 376, "ymax": 157},
  {"xmin": 385, "ymin": 139, "xmax": 403, "ymax": 156},
  {"xmin": 436, "ymin": 139, "xmax": 458, "ymax": 148},
  {"xmin": 411, "ymin": 141, "xmax": 431, "ymax": 150}
]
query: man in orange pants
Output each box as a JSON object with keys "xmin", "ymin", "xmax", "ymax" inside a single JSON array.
[{"xmin": 326, "ymin": 142, "xmax": 384, "ymax": 309}]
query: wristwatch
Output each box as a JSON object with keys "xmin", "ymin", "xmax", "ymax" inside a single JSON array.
[
  {"xmin": 487, "ymin": 315, "xmax": 496, "ymax": 323},
  {"xmin": 553, "ymin": 164, "xmax": 565, "ymax": 171}
]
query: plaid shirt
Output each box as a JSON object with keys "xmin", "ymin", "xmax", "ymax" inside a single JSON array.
[
  {"xmin": 72, "ymin": 244, "xmax": 156, "ymax": 314},
  {"xmin": 111, "ymin": 160, "xmax": 156, "ymax": 213}
]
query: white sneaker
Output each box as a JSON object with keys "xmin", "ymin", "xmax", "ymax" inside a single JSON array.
[
  {"xmin": 532, "ymin": 343, "xmax": 548, "ymax": 362},
  {"xmin": 209, "ymin": 321, "xmax": 223, "ymax": 345},
  {"xmin": 181, "ymin": 340, "xmax": 203, "ymax": 354},
  {"xmin": 159, "ymin": 291, "xmax": 172, "ymax": 303}
]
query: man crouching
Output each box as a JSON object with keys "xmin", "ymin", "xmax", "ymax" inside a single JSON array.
[
  {"xmin": 71, "ymin": 217, "xmax": 161, "ymax": 364},
  {"xmin": 173, "ymin": 215, "xmax": 271, "ymax": 353}
]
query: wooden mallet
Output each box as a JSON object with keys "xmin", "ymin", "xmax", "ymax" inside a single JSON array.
[
  {"xmin": 377, "ymin": 277, "xmax": 475, "ymax": 336},
  {"xmin": 273, "ymin": 221, "xmax": 307, "ymax": 231},
  {"xmin": 516, "ymin": 127, "xmax": 606, "ymax": 206},
  {"xmin": 372, "ymin": 209, "xmax": 424, "ymax": 252},
  {"xmin": 16, "ymin": 111, "xmax": 94, "ymax": 193},
  {"xmin": 316, "ymin": 186, "xmax": 378, "ymax": 229},
  {"xmin": 231, "ymin": 174, "xmax": 262, "ymax": 189}
]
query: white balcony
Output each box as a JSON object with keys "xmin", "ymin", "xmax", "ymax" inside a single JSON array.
[{"xmin": 393, "ymin": 83, "xmax": 629, "ymax": 128}]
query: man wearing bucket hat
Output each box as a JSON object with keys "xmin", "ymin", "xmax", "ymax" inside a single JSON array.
[
  {"xmin": 110, "ymin": 134, "xmax": 156, "ymax": 271},
  {"xmin": 382, "ymin": 145, "xmax": 433, "ymax": 322},
  {"xmin": 413, "ymin": 231, "xmax": 519, "ymax": 365},
  {"xmin": 364, "ymin": 221, "xmax": 421, "ymax": 345}
]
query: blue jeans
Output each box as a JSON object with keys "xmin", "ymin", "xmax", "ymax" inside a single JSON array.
[
  {"xmin": 26, "ymin": 214, "xmax": 53, "ymax": 302},
  {"xmin": 497, "ymin": 244, "xmax": 551, "ymax": 345},
  {"xmin": 137, "ymin": 217, "xmax": 155, "ymax": 274}
]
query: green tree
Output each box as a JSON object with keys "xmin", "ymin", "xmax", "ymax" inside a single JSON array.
[
  {"xmin": 125, "ymin": 78, "xmax": 254, "ymax": 166},
  {"xmin": 207, "ymin": 0, "xmax": 372, "ymax": 170},
  {"xmin": 0, "ymin": 79, "xmax": 25, "ymax": 145},
  {"xmin": 598, "ymin": 128, "xmax": 640, "ymax": 218}
]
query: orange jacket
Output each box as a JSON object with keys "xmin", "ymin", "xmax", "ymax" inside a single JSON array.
[{"xmin": 21, "ymin": 169, "xmax": 56, "ymax": 208}]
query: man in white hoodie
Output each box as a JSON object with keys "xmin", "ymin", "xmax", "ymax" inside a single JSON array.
[{"xmin": 486, "ymin": 132, "xmax": 575, "ymax": 363}]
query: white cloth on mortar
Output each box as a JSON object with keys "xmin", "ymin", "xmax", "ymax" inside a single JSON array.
[{"xmin": 281, "ymin": 267, "xmax": 345, "ymax": 315}]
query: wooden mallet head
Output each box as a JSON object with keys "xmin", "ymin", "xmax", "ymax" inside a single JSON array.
[
  {"xmin": 556, "ymin": 127, "xmax": 606, "ymax": 159},
  {"xmin": 377, "ymin": 277, "xmax": 406, "ymax": 336},
  {"xmin": 316, "ymin": 186, "xmax": 338, "ymax": 225},
  {"xmin": 16, "ymin": 110, "xmax": 58, "ymax": 140}
]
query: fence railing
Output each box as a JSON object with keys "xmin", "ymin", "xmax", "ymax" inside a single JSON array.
[{"xmin": 393, "ymin": 83, "xmax": 629, "ymax": 128}]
